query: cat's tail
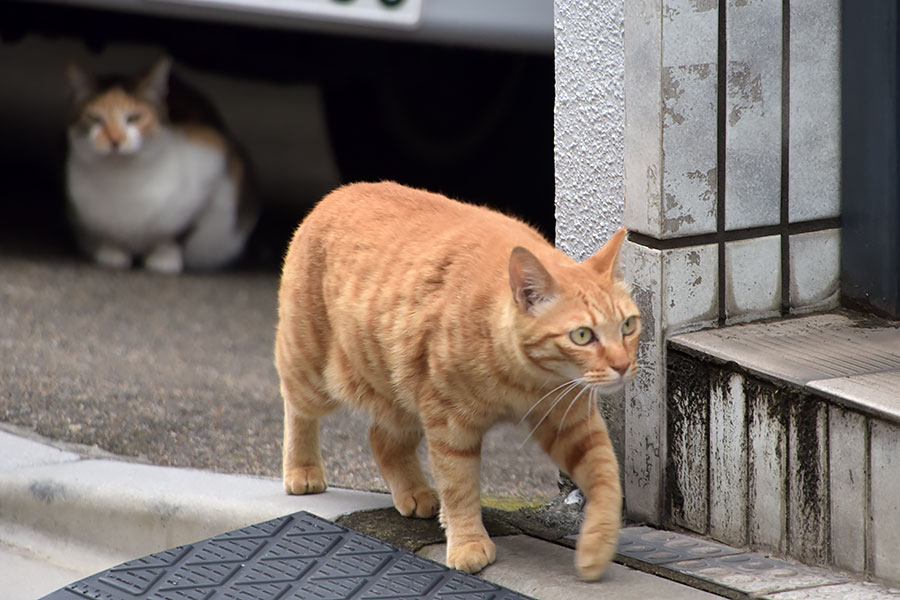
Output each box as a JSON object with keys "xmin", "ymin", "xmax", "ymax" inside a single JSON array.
[{"xmin": 184, "ymin": 158, "xmax": 258, "ymax": 270}]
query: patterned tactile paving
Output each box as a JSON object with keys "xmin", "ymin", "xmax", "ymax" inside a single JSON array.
[
  {"xmin": 615, "ymin": 526, "xmax": 743, "ymax": 564},
  {"xmin": 40, "ymin": 511, "xmax": 534, "ymax": 600},
  {"xmin": 668, "ymin": 553, "xmax": 847, "ymax": 596},
  {"xmin": 762, "ymin": 582, "xmax": 900, "ymax": 600},
  {"xmin": 588, "ymin": 525, "xmax": 878, "ymax": 598}
]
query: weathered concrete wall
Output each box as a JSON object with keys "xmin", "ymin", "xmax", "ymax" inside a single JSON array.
[{"xmin": 554, "ymin": 0, "xmax": 841, "ymax": 530}]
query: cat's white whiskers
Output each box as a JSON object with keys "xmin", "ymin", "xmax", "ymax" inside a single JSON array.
[
  {"xmin": 520, "ymin": 380, "xmax": 587, "ymax": 448},
  {"xmin": 519, "ymin": 378, "xmax": 582, "ymax": 426},
  {"xmin": 554, "ymin": 384, "xmax": 592, "ymax": 443}
]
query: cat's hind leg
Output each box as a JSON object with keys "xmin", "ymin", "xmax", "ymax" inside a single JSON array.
[
  {"xmin": 183, "ymin": 173, "xmax": 255, "ymax": 270},
  {"xmin": 281, "ymin": 379, "xmax": 334, "ymax": 495},
  {"xmin": 369, "ymin": 414, "xmax": 439, "ymax": 518},
  {"xmin": 425, "ymin": 416, "xmax": 495, "ymax": 573}
]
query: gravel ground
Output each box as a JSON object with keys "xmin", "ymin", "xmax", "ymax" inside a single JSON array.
[{"xmin": 0, "ymin": 248, "xmax": 559, "ymax": 501}]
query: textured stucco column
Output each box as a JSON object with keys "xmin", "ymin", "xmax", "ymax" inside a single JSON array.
[
  {"xmin": 554, "ymin": 0, "xmax": 625, "ymax": 260},
  {"xmin": 553, "ymin": 0, "xmax": 628, "ymax": 499}
]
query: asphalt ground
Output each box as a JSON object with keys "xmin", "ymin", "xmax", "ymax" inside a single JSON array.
[{"xmin": 0, "ymin": 237, "xmax": 559, "ymax": 503}]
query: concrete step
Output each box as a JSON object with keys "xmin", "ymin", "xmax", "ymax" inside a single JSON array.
[
  {"xmin": 0, "ymin": 427, "xmax": 394, "ymax": 600},
  {"xmin": 0, "ymin": 538, "xmax": 92, "ymax": 600},
  {"xmin": 665, "ymin": 311, "xmax": 900, "ymax": 585}
]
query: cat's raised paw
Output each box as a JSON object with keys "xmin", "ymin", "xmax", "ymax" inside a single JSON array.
[
  {"xmin": 575, "ymin": 541, "xmax": 615, "ymax": 581},
  {"xmin": 283, "ymin": 466, "xmax": 327, "ymax": 495},
  {"xmin": 394, "ymin": 487, "xmax": 439, "ymax": 518},
  {"xmin": 446, "ymin": 537, "xmax": 496, "ymax": 573}
]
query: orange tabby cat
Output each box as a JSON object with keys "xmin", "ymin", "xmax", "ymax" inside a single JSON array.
[{"xmin": 275, "ymin": 181, "xmax": 640, "ymax": 580}]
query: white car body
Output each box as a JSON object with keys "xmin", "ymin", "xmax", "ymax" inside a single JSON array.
[{"xmin": 25, "ymin": 0, "xmax": 552, "ymax": 53}]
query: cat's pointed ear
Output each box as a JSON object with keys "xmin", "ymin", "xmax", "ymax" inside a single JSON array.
[
  {"xmin": 138, "ymin": 56, "xmax": 172, "ymax": 106},
  {"xmin": 585, "ymin": 227, "xmax": 628, "ymax": 280},
  {"xmin": 65, "ymin": 61, "xmax": 94, "ymax": 104},
  {"xmin": 509, "ymin": 247, "xmax": 559, "ymax": 316}
]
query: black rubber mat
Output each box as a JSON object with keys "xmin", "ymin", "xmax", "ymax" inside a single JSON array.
[{"xmin": 41, "ymin": 511, "xmax": 534, "ymax": 600}]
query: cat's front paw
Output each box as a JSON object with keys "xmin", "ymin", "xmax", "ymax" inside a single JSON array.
[
  {"xmin": 446, "ymin": 536, "xmax": 496, "ymax": 573},
  {"xmin": 393, "ymin": 487, "xmax": 439, "ymax": 518},
  {"xmin": 574, "ymin": 531, "xmax": 617, "ymax": 581},
  {"xmin": 283, "ymin": 466, "xmax": 327, "ymax": 495},
  {"xmin": 95, "ymin": 245, "xmax": 132, "ymax": 270},
  {"xmin": 145, "ymin": 242, "xmax": 184, "ymax": 275}
]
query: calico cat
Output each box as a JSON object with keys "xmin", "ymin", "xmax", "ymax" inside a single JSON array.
[
  {"xmin": 274, "ymin": 182, "xmax": 640, "ymax": 580},
  {"xmin": 64, "ymin": 56, "xmax": 257, "ymax": 273}
]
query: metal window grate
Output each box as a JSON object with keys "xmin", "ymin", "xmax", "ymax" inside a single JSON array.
[{"xmin": 41, "ymin": 511, "xmax": 534, "ymax": 600}]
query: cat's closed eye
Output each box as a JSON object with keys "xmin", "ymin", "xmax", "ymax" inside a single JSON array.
[
  {"xmin": 126, "ymin": 112, "xmax": 143, "ymax": 124},
  {"xmin": 86, "ymin": 112, "xmax": 104, "ymax": 125}
]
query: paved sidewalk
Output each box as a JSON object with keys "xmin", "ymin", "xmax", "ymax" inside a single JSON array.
[
  {"xmin": 4, "ymin": 426, "xmax": 900, "ymax": 600},
  {"xmin": 0, "ymin": 252, "xmax": 559, "ymax": 501},
  {"xmin": 0, "ymin": 427, "xmax": 717, "ymax": 600}
]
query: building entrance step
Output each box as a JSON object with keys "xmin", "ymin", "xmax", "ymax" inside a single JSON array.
[
  {"xmin": 669, "ymin": 310, "xmax": 900, "ymax": 422},
  {"xmin": 665, "ymin": 310, "xmax": 900, "ymax": 586}
]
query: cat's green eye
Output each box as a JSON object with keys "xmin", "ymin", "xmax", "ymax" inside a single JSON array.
[
  {"xmin": 126, "ymin": 113, "xmax": 142, "ymax": 124},
  {"xmin": 569, "ymin": 327, "xmax": 594, "ymax": 346},
  {"xmin": 622, "ymin": 316, "xmax": 638, "ymax": 336},
  {"xmin": 86, "ymin": 112, "xmax": 104, "ymax": 125}
]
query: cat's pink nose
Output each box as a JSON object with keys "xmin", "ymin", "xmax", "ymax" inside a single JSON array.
[{"xmin": 612, "ymin": 362, "xmax": 630, "ymax": 376}]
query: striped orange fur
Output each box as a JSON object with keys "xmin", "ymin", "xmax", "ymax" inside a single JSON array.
[{"xmin": 275, "ymin": 181, "xmax": 640, "ymax": 580}]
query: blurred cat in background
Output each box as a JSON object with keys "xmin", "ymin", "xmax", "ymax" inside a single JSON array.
[{"xmin": 65, "ymin": 56, "xmax": 258, "ymax": 274}]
